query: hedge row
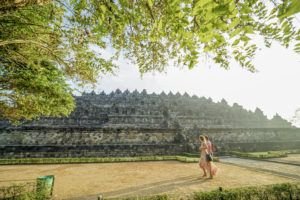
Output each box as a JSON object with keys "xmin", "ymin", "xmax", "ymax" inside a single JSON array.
[
  {"xmin": 182, "ymin": 153, "xmax": 220, "ymax": 162},
  {"xmin": 193, "ymin": 183, "xmax": 300, "ymax": 200},
  {"xmin": 229, "ymin": 149, "xmax": 300, "ymax": 160},
  {"xmin": 182, "ymin": 152, "xmax": 200, "ymax": 157},
  {"xmin": 282, "ymin": 149, "xmax": 300, "ymax": 154},
  {"xmin": 0, "ymin": 156, "xmax": 200, "ymax": 165},
  {"xmin": 229, "ymin": 151, "xmax": 287, "ymax": 159},
  {"xmin": 123, "ymin": 183, "xmax": 300, "ymax": 200}
]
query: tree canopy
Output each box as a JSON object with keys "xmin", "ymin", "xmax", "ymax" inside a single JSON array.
[{"xmin": 1, "ymin": 0, "xmax": 300, "ymax": 122}]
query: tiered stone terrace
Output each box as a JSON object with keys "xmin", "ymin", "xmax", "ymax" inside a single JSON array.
[{"xmin": 0, "ymin": 90, "xmax": 299, "ymax": 158}]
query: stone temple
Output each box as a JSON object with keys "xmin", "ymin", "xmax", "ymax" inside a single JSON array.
[{"xmin": 0, "ymin": 89, "xmax": 299, "ymax": 158}]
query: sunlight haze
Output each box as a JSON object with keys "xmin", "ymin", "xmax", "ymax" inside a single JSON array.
[{"xmin": 88, "ymin": 40, "xmax": 300, "ymax": 124}]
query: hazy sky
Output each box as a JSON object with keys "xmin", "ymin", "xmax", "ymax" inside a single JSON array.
[
  {"xmin": 88, "ymin": 38, "xmax": 299, "ymax": 123},
  {"xmin": 67, "ymin": 9, "xmax": 300, "ymax": 126}
]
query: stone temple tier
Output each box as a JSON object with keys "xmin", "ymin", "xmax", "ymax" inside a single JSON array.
[
  {"xmin": 2, "ymin": 89, "xmax": 292, "ymax": 129},
  {"xmin": 0, "ymin": 89, "xmax": 298, "ymax": 158}
]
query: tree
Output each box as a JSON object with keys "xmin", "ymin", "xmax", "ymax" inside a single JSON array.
[
  {"xmin": 270, "ymin": 113, "xmax": 292, "ymax": 127},
  {"xmin": 0, "ymin": 61, "xmax": 74, "ymax": 120},
  {"xmin": 291, "ymin": 108, "xmax": 300, "ymax": 127},
  {"xmin": 1, "ymin": 0, "xmax": 300, "ymax": 122},
  {"xmin": 0, "ymin": 1, "xmax": 114, "ymax": 121}
]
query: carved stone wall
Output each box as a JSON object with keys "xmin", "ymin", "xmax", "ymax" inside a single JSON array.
[
  {"xmin": 183, "ymin": 128, "xmax": 300, "ymax": 152},
  {"xmin": 0, "ymin": 144, "xmax": 187, "ymax": 158},
  {"xmin": 0, "ymin": 128, "xmax": 178, "ymax": 145},
  {"xmin": 1, "ymin": 127, "xmax": 300, "ymax": 158}
]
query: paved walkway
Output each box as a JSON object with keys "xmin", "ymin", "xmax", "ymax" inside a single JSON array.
[
  {"xmin": 220, "ymin": 156, "xmax": 300, "ymax": 180},
  {"xmin": 267, "ymin": 154, "xmax": 300, "ymax": 166}
]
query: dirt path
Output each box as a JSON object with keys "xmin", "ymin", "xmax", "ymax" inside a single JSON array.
[{"xmin": 0, "ymin": 161, "xmax": 296, "ymax": 200}]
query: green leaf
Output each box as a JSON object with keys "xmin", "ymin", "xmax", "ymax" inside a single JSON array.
[
  {"xmin": 230, "ymin": 28, "xmax": 242, "ymax": 38},
  {"xmin": 232, "ymin": 39, "xmax": 240, "ymax": 46},
  {"xmin": 213, "ymin": 4, "xmax": 230, "ymax": 16},
  {"xmin": 147, "ymin": 0, "xmax": 154, "ymax": 8},
  {"xmin": 279, "ymin": 0, "xmax": 300, "ymax": 18},
  {"xmin": 229, "ymin": 18, "xmax": 240, "ymax": 29}
]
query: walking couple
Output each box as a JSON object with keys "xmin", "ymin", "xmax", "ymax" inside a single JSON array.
[{"xmin": 199, "ymin": 135, "xmax": 218, "ymax": 179}]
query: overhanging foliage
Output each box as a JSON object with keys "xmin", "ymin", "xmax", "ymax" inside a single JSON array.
[{"xmin": 1, "ymin": 0, "xmax": 300, "ymax": 121}]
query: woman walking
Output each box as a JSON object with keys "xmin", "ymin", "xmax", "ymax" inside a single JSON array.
[{"xmin": 199, "ymin": 135, "xmax": 218, "ymax": 178}]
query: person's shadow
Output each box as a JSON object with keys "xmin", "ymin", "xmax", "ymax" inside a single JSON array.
[{"xmin": 67, "ymin": 175, "xmax": 208, "ymax": 200}]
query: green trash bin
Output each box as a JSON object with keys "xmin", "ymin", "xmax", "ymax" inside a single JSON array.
[{"xmin": 36, "ymin": 175, "xmax": 55, "ymax": 198}]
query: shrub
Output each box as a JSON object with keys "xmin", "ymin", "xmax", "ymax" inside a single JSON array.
[
  {"xmin": 229, "ymin": 151, "xmax": 287, "ymax": 159},
  {"xmin": 193, "ymin": 183, "xmax": 300, "ymax": 200},
  {"xmin": 182, "ymin": 153, "xmax": 199, "ymax": 157},
  {"xmin": 0, "ymin": 182, "xmax": 51, "ymax": 200}
]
